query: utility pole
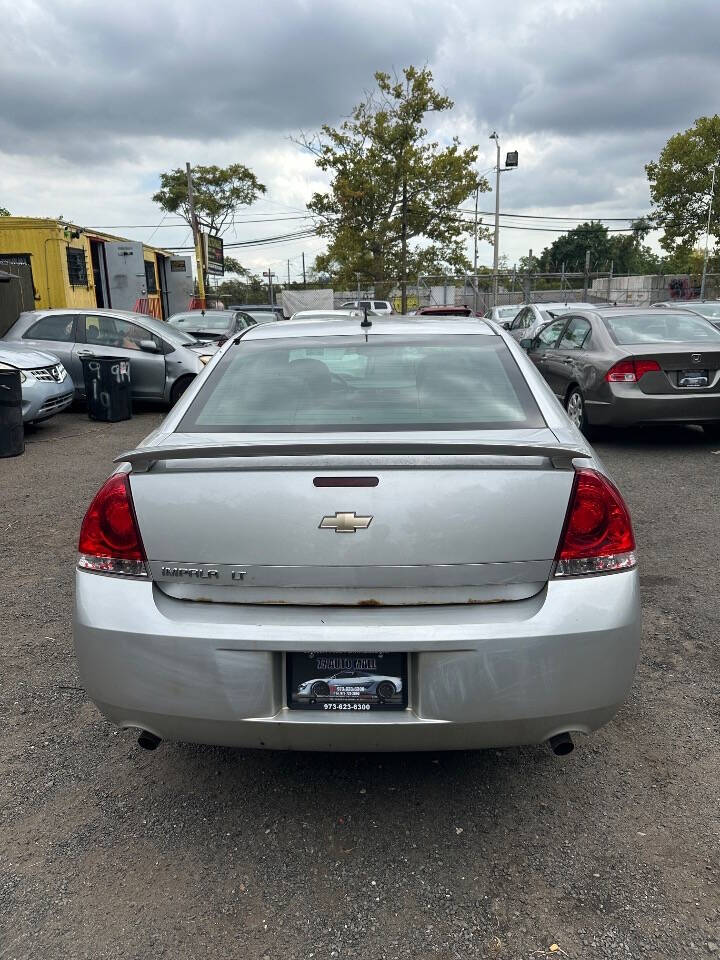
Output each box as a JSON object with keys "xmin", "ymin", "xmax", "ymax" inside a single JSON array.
[
  {"xmin": 582, "ymin": 250, "xmax": 591, "ymax": 300},
  {"xmin": 400, "ymin": 174, "xmax": 408, "ymax": 314},
  {"xmin": 186, "ymin": 162, "xmax": 206, "ymax": 303},
  {"xmin": 264, "ymin": 269, "xmax": 276, "ymax": 305},
  {"xmin": 287, "ymin": 259, "xmax": 291, "ymax": 287},
  {"xmin": 473, "ymin": 180, "xmax": 480, "ymax": 314},
  {"xmin": 490, "ymin": 133, "xmax": 501, "ymax": 307},
  {"xmin": 356, "ymin": 272, "xmax": 361, "ymax": 302},
  {"xmin": 523, "ymin": 249, "xmax": 532, "ymax": 304},
  {"xmin": 701, "ymin": 161, "xmax": 717, "ymax": 300},
  {"xmin": 302, "ymin": 252, "xmax": 306, "ymax": 289}
]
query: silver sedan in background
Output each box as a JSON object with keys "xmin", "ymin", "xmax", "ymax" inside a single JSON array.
[
  {"xmin": 655, "ymin": 299, "xmax": 720, "ymax": 329},
  {"xmin": 506, "ymin": 301, "xmax": 603, "ymax": 343},
  {"xmin": 74, "ymin": 316, "xmax": 641, "ymax": 755},
  {"xmin": 0, "ymin": 342, "xmax": 74, "ymax": 423},
  {"xmin": 3, "ymin": 309, "xmax": 215, "ymax": 406}
]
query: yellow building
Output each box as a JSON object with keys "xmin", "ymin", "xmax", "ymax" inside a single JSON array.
[{"xmin": 0, "ymin": 217, "xmax": 193, "ymax": 320}]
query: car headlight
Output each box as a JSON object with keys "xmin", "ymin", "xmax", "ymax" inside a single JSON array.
[
  {"xmin": 199, "ymin": 355, "xmax": 213, "ymax": 366},
  {"xmin": 0, "ymin": 362, "xmax": 26, "ymax": 382}
]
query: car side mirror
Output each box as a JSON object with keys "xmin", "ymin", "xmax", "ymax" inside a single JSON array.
[
  {"xmin": 519, "ymin": 337, "xmax": 534, "ymax": 350},
  {"xmin": 501, "ymin": 320, "xmax": 512, "ymax": 330},
  {"xmin": 139, "ymin": 339, "xmax": 160, "ymax": 353}
]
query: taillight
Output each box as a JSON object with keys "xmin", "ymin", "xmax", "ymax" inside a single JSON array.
[
  {"xmin": 605, "ymin": 359, "xmax": 661, "ymax": 382},
  {"xmin": 78, "ymin": 473, "xmax": 148, "ymax": 577},
  {"xmin": 554, "ymin": 469, "xmax": 636, "ymax": 577}
]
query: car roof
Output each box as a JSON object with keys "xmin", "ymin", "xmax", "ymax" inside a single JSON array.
[
  {"xmin": 241, "ymin": 316, "xmax": 495, "ymax": 339},
  {"xmin": 21, "ymin": 307, "xmax": 155, "ymax": 321}
]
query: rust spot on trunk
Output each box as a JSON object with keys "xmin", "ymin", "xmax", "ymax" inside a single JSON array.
[{"xmin": 357, "ymin": 598, "xmax": 383, "ymax": 607}]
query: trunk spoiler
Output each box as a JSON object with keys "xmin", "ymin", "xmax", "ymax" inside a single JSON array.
[{"xmin": 116, "ymin": 442, "xmax": 588, "ymax": 473}]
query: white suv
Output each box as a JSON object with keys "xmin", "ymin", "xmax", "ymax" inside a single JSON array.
[{"xmin": 341, "ymin": 299, "xmax": 393, "ymax": 315}]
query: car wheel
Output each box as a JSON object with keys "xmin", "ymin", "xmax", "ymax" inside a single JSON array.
[
  {"xmin": 169, "ymin": 375, "xmax": 194, "ymax": 407},
  {"xmin": 310, "ymin": 681, "xmax": 330, "ymax": 699},
  {"xmin": 376, "ymin": 680, "xmax": 396, "ymax": 701},
  {"xmin": 565, "ymin": 387, "xmax": 592, "ymax": 436}
]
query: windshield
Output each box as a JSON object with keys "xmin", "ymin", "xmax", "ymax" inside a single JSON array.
[
  {"xmin": 168, "ymin": 312, "xmax": 231, "ymax": 332},
  {"xmin": 132, "ymin": 312, "xmax": 197, "ymax": 345},
  {"xmin": 495, "ymin": 307, "xmax": 519, "ymax": 318},
  {"xmin": 687, "ymin": 303, "xmax": 720, "ymax": 320},
  {"xmin": 603, "ymin": 312, "xmax": 720, "ymax": 344},
  {"xmin": 179, "ymin": 335, "xmax": 544, "ymax": 432}
]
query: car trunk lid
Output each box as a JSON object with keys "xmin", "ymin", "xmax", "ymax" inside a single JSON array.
[{"xmin": 123, "ymin": 431, "xmax": 584, "ymax": 606}]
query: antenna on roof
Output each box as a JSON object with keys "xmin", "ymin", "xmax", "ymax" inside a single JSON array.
[{"xmin": 361, "ymin": 304, "xmax": 372, "ymax": 341}]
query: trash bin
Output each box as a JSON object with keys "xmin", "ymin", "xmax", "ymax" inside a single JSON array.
[
  {"xmin": 82, "ymin": 355, "xmax": 132, "ymax": 422},
  {"xmin": 0, "ymin": 367, "xmax": 24, "ymax": 457}
]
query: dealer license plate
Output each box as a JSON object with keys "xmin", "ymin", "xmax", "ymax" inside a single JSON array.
[
  {"xmin": 287, "ymin": 652, "xmax": 407, "ymax": 711},
  {"xmin": 679, "ymin": 369, "xmax": 709, "ymax": 388}
]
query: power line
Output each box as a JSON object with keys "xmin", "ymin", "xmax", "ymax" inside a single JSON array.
[{"xmin": 458, "ymin": 208, "xmax": 647, "ymax": 222}]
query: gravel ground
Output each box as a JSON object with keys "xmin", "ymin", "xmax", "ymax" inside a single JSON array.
[{"xmin": 1, "ymin": 410, "xmax": 718, "ymax": 960}]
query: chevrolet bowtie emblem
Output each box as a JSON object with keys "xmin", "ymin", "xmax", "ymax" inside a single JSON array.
[{"xmin": 319, "ymin": 511, "xmax": 373, "ymax": 533}]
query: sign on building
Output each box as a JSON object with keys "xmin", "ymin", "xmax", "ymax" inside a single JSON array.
[{"xmin": 204, "ymin": 233, "xmax": 224, "ymax": 276}]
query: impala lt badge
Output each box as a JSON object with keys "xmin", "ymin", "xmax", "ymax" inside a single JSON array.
[{"xmin": 319, "ymin": 511, "xmax": 373, "ymax": 533}]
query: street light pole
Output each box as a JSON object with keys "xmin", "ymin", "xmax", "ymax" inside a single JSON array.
[
  {"xmin": 473, "ymin": 180, "xmax": 480, "ymax": 313},
  {"xmin": 490, "ymin": 133, "xmax": 501, "ymax": 307},
  {"xmin": 700, "ymin": 161, "xmax": 717, "ymax": 301}
]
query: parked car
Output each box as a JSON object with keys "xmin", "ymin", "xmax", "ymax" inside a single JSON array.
[
  {"xmin": 3, "ymin": 309, "xmax": 215, "ymax": 406},
  {"xmin": 74, "ymin": 316, "xmax": 641, "ymax": 754},
  {"xmin": 167, "ymin": 309, "xmax": 258, "ymax": 343},
  {"xmin": 415, "ymin": 304, "xmax": 480, "ymax": 317},
  {"xmin": 522, "ymin": 305, "xmax": 720, "ymax": 436},
  {"xmin": 0, "ymin": 342, "xmax": 74, "ymax": 423},
  {"xmin": 506, "ymin": 302, "xmax": 602, "ymax": 344},
  {"xmin": 341, "ymin": 299, "xmax": 393, "ymax": 315},
  {"xmin": 227, "ymin": 303, "xmax": 285, "ymax": 322},
  {"xmin": 655, "ymin": 300, "xmax": 720, "ymax": 328},
  {"xmin": 484, "ymin": 305, "xmax": 522, "ymax": 324}
]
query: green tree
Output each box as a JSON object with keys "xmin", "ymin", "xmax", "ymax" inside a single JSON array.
[
  {"xmin": 0, "ymin": 207, "xmax": 10, "ymax": 216},
  {"xmin": 646, "ymin": 115, "xmax": 720, "ymax": 255},
  {"xmin": 539, "ymin": 221, "xmax": 613, "ymax": 272},
  {"xmin": 301, "ymin": 66, "xmax": 485, "ymax": 310},
  {"xmin": 152, "ymin": 164, "xmax": 266, "ymax": 234}
]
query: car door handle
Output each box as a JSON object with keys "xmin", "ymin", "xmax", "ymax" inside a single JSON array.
[{"xmin": 78, "ymin": 351, "xmax": 96, "ymax": 357}]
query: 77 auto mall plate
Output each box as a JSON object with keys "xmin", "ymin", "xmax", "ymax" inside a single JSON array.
[{"xmin": 287, "ymin": 652, "xmax": 407, "ymax": 711}]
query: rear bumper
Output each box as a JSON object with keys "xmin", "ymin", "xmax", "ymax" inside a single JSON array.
[
  {"xmin": 587, "ymin": 384, "xmax": 720, "ymax": 426},
  {"xmin": 73, "ymin": 569, "xmax": 641, "ymax": 751}
]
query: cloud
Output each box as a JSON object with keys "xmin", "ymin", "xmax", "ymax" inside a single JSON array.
[{"xmin": 1, "ymin": 0, "xmax": 718, "ymax": 269}]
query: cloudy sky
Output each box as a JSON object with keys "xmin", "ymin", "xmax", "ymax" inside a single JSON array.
[{"xmin": 2, "ymin": 0, "xmax": 719, "ymax": 281}]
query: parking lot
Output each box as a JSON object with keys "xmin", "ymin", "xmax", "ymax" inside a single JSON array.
[{"xmin": 2, "ymin": 408, "xmax": 719, "ymax": 960}]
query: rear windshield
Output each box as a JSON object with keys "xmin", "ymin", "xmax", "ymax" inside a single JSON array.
[
  {"xmin": 686, "ymin": 302, "xmax": 720, "ymax": 320},
  {"xmin": 603, "ymin": 312, "xmax": 720, "ymax": 345},
  {"xmin": 169, "ymin": 313, "xmax": 230, "ymax": 332},
  {"xmin": 180, "ymin": 335, "xmax": 544, "ymax": 432}
]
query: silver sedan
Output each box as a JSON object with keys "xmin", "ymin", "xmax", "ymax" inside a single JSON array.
[
  {"xmin": 3, "ymin": 309, "xmax": 216, "ymax": 406},
  {"xmin": 73, "ymin": 316, "xmax": 641, "ymax": 754},
  {"xmin": 0, "ymin": 342, "xmax": 74, "ymax": 423}
]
